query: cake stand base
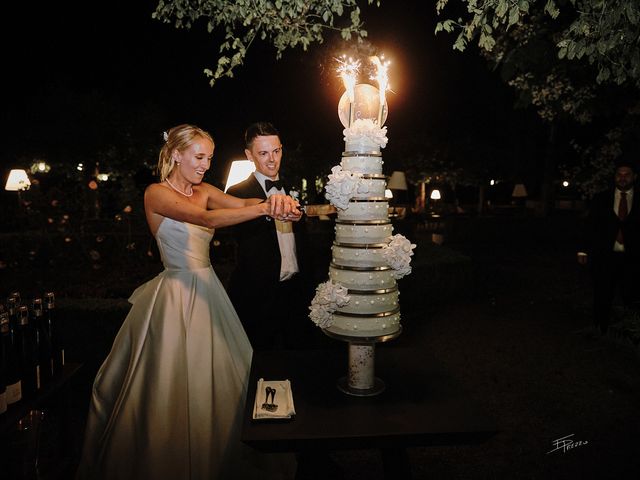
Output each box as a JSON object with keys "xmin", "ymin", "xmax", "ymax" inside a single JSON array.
[
  {"xmin": 323, "ymin": 327, "xmax": 402, "ymax": 397},
  {"xmin": 337, "ymin": 376, "xmax": 385, "ymax": 397}
]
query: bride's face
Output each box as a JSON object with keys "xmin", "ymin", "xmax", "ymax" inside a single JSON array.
[{"xmin": 175, "ymin": 137, "xmax": 214, "ymax": 184}]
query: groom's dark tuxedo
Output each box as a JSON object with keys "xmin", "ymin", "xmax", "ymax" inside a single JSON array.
[{"xmin": 227, "ymin": 174, "xmax": 314, "ymax": 350}]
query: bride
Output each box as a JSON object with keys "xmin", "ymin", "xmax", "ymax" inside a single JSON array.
[{"xmin": 76, "ymin": 124, "xmax": 300, "ymax": 479}]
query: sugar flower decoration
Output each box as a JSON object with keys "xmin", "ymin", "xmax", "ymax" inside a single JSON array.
[
  {"xmin": 325, "ymin": 165, "xmax": 362, "ymax": 210},
  {"xmin": 383, "ymin": 234, "xmax": 416, "ymax": 279},
  {"xmin": 343, "ymin": 118, "xmax": 388, "ymax": 149},
  {"xmin": 309, "ymin": 280, "xmax": 351, "ymax": 328}
]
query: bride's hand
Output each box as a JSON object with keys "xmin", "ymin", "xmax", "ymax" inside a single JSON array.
[{"xmin": 267, "ymin": 194, "xmax": 302, "ymax": 221}]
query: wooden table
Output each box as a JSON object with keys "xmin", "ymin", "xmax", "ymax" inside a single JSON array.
[{"xmin": 242, "ymin": 348, "xmax": 497, "ymax": 478}]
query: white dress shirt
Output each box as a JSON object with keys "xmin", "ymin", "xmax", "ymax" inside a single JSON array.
[
  {"xmin": 613, "ymin": 187, "xmax": 633, "ymax": 252},
  {"xmin": 253, "ymin": 171, "xmax": 299, "ymax": 281}
]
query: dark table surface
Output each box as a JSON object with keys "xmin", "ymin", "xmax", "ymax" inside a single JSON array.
[
  {"xmin": 242, "ymin": 346, "xmax": 497, "ymax": 453},
  {"xmin": 1, "ymin": 362, "xmax": 83, "ymax": 437}
]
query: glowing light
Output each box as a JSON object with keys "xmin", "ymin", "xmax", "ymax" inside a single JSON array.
[
  {"xmin": 30, "ymin": 161, "xmax": 51, "ymax": 174},
  {"xmin": 430, "ymin": 189, "xmax": 441, "ymax": 200},
  {"xmin": 385, "ymin": 189, "xmax": 393, "ymax": 199},
  {"xmin": 336, "ymin": 55, "xmax": 360, "ymax": 126},
  {"xmin": 97, "ymin": 173, "xmax": 109, "ymax": 181},
  {"xmin": 5, "ymin": 169, "xmax": 31, "ymax": 191},
  {"xmin": 562, "ymin": 180, "xmax": 569, "ymax": 187},
  {"xmin": 490, "ymin": 179, "xmax": 495, "ymax": 186},
  {"xmin": 77, "ymin": 163, "xmax": 84, "ymax": 171},
  {"xmin": 370, "ymin": 55, "xmax": 391, "ymax": 126},
  {"xmin": 224, "ymin": 160, "xmax": 256, "ymax": 192}
]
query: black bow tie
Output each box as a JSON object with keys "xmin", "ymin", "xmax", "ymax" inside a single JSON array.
[{"xmin": 265, "ymin": 179, "xmax": 283, "ymax": 191}]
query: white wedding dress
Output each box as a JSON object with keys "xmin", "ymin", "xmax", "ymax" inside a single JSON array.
[{"xmin": 76, "ymin": 218, "xmax": 293, "ymax": 479}]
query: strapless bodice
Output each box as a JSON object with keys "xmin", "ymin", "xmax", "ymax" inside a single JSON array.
[{"xmin": 156, "ymin": 217, "xmax": 214, "ymax": 270}]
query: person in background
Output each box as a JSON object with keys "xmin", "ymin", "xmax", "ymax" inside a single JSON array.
[{"xmin": 578, "ymin": 156, "xmax": 640, "ymax": 334}]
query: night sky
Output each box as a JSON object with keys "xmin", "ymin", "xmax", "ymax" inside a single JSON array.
[{"xmin": 2, "ymin": 0, "xmax": 545, "ymax": 189}]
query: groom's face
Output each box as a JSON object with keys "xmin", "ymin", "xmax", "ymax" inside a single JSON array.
[{"xmin": 245, "ymin": 135, "xmax": 282, "ymax": 179}]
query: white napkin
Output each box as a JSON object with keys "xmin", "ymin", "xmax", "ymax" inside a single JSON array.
[{"xmin": 252, "ymin": 378, "xmax": 296, "ymax": 420}]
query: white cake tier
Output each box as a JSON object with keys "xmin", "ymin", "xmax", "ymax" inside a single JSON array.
[
  {"xmin": 326, "ymin": 310, "xmax": 401, "ymax": 338},
  {"xmin": 345, "ymin": 136, "xmax": 381, "ymax": 154},
  {"xmin": 341, "ymin": 155, "xmax": 383, "ymax": 175},
  {"xmin": 334, "ymin": 222, "xmax": 393, "ymax": 245},
  {"xmin": 332, "ymin": 244, "xmax": 387, "ymax": 268},
  {"xmin": 337, "ymin": 201, "xmax": 389, "ymax": 222},
  {"xmin": 337, "ymin": 288, "xmax": 399, "ymax": 315},
  {"xmin": 329, "ymin": 264, "xmax": 396, "ymax": 290},
  {"xmin": 352, "ymin": 177, "xmax": 386, "ymax": 200}
]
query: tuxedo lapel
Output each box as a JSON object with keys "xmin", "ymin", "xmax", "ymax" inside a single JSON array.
[{"xmin": 244, "ymin": 175, "xmax": 267, "ymax": 200}]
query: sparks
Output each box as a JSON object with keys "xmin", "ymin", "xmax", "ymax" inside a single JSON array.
[
  {"xmin": 336, "ymin": 55, "xmax": 360, "ymax": 103},
  {"xmin": 370, "ymin": 55, "xmax": 391, "ymax": 125}
]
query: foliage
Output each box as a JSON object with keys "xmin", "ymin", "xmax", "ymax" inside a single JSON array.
[
  {"xmin": 435, "ymin": 1, "xmax": 640, "ymax": 205},
  {"xmin": 435, "ymin": 0, "xmax": 640, "ymax": 88},
  {"xmin": 152, "ymin": 0, "xmax": 379, "ymax": 85}
]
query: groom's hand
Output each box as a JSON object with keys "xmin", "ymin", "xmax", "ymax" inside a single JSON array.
[{"xmin": 268, "ymin": 194, "xmax": 301, "ymax": 220}]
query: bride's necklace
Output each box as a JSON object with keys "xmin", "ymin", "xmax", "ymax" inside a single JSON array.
[{"xmin": 166, "ymin": 178, "xmax": 193, "ymax": 197}]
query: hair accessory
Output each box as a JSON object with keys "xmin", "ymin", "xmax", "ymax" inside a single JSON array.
[{"xmin": 163, "ymin": 131, "xmax": 169, "ymax": 142}]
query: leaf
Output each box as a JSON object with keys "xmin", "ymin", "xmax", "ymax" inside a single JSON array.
[
  {"xmin": 596, "ymin": 67, "xmax": 610, "ymax": 83},
  {"xmin": 453, "ymin": 33, "xmax": 467, "ymax": 52},
  {"xmin": 628, "ymin": 4, "xmax": 639, "ymax": 25},
  {"xmin": 508, "ymin": 6, "xmax": 520, "ymax": 27},
  {"xmin": 479, "ymin": 32, "xmax": 496, "ymax": 51},
  {"xmin": 558, "ymin": 47, "xmax": 567, "ymax": 59},
  {"xmin": 496, "ymin": 0, "xmax": 508, "ymax": 18},
  {"xmin": 544, "ymin": 0, "xmax": 560, "ymax": 19},
  {"xmin": 443, "ymin": 19, "xmax": 455, "ymax": 33}
]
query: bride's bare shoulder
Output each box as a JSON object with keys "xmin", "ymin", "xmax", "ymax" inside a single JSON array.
[{"xmin": 145, "ymin": 182, "xmax": 171, "ymax": 198}]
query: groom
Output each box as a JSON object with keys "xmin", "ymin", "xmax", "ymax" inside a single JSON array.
[{"xmin": 227, "ymin": 121, "xmax": 314, "ymax": 350}]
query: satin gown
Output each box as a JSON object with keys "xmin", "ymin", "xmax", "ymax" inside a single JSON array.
[{"xmin": 76, "ymin": 218, "xmax": 267, "ymax": 479}]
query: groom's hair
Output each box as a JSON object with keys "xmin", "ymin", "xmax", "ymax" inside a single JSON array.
[{"xmin": 245, "ymin": 121, "xmax": 281, "ymax": 149}]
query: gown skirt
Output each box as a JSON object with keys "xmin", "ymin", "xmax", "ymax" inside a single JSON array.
[{"xmin": 76, "ymin": 218, "xmax": 294, "ymax": 479}]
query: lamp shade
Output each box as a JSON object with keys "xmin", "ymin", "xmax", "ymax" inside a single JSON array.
[
  {"xmin": 224, "ymin": 160, "xmax": 256, "ymax": 192},
  {"xmin": 512, "ymin": 183, "xmax": 528, "ymax": 198},
  {"xmin": 5, "ymin": 169, "xmax": 31, "ymax": 191},
  {"xmin": 387, "ymin": 171, "xmax": 408, "ymax": 190}
]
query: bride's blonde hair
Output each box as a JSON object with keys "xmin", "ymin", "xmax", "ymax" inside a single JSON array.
[{"xmin": 157, "ymin": 124, "xmax": 214, "ymax": 181}]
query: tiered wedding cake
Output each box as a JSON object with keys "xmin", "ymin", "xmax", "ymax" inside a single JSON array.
[{"xmin": 309, "ymin": 117, "xmax": 415, "ymax": 339}]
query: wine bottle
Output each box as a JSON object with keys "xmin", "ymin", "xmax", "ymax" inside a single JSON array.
[
  {"xmin": 1, "ymin": 309, "xmax": 21, "ymax": 404},
  {"xmin": 44, "ymin": 292, "xmax": 64, "ymax": 373},
  {"xmin": 6, "ymin": 293, "xmax": 19, "ymax": 334},
  {"xmin": 0, "ymin": 307, "xmax": 7, "ymax": 414},
  {"xmin": 32, "ymin": 297, "xmax": 53, "ymax": 386},
  {"xmin": 14, "ymin": 305, "xmax": 39, "ymax": 396}
]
